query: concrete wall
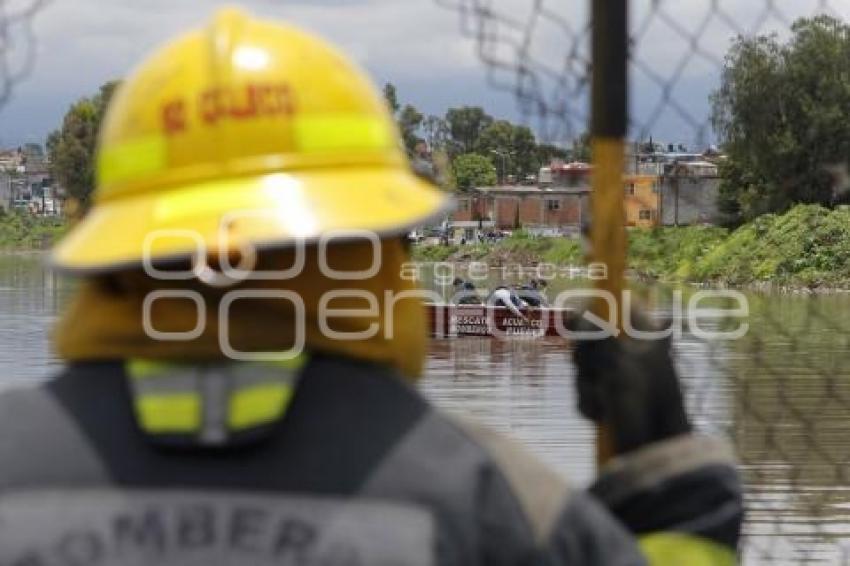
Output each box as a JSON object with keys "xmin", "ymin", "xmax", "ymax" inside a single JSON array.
[
  {"xmin": 0, "ymin": 173, "xmax": 11, "ymax": 211},
  {"xmin": 660, "ymin": 176, "xmax": 721, "ymax": 226}
]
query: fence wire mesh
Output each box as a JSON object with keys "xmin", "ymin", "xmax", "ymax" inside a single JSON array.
[
  {"xmin": 0, "ymin": 0, "xmax": 847, "ymax": 563},
  {"xmin": 0, "ymin": 0, "xmax": 48, "ymax": 112},
  {"xmin": 436, "ymin": 1, "xmax": 850, "ymax": 564}
]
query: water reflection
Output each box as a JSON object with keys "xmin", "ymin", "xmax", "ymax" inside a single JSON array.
[
  {"xmin": 423, "ymin": 337, "xmax": 595, "ymax": 483},
  {"xmin": 0, "ymin": 254, "xmax": 848, "ymax": 564},
  {"xmin": 419, "ymin": 265, "xmax": 850, "ymax": 565},
  {"xmin": 730, "ymin": 295, "xmax": 850, "ymax": 565},
  {"xmin": 0, "ymin": 254, "xmax": 70, "ymax": 386}
]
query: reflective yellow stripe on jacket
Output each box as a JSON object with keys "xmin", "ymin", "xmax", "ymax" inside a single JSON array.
[
  {"xmin": 126, "ymin": 355, "xmax": 307, "ymax": 441},
  {"xmin": 640, "ymin": 533, "xmax": 736, "ymax": 566}
]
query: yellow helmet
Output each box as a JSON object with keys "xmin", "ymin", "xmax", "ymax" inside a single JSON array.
[{"xmin": 51, "ymin": 8, "xmax": 451, "ymax": 272}]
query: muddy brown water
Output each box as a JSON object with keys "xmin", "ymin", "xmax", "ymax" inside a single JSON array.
[{"xmin": 1, "ymin": 254, "xmax": 848, "ymax": 564}]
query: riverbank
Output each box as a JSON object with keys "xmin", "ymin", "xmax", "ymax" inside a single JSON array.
[
  {"xmin": 2, "ymin": 205, "xmax": 847, "ymax": 289},
  {"xmin": 0, "ymin": 213, "xmax": 67, "ymax": 250},
  {"xmin": 413, "ymin": 205, "xmax": 850, "ymax": 290}
]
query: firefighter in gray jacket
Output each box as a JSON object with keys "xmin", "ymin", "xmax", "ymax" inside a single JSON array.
[{"xmin": 0, "ymin": 8, "xmax": 741, "ymax": 565}]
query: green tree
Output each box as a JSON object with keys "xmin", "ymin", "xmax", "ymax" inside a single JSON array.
[
  {"xmin": 445, "ymin": 106, "xmax": 493, "ymax": 154},
  {"xmin": 47, "ymin": 81, "xmax": 120, "ymax": 205},
  {"xmin": 432, "ymin": 149, "xmax": 456, "ymax": 190},
  {"xmin": 422, "ymin": 115, "xmax": 450, "ymax": 151},
  {"xmin": 477, "ymin": 120, "xmax": 539, "ymax": 180},
  {"xmin": 382, "ymin": 83, "xmax": 423, "ymax": 153},
  {"xmin": 510, "ymin": 125, "xmax": 537, "ymax": 176},
  {"xmin": 452, "ymin": 153, "xmax": 497, "ymax": 191},
  {"xmin": 398, "ymin": 104, "xmax": 424, "ymax": 152},
  {"xmin": 569, "ymin": 133, "xmax": 592, "ymax": 163},
  {"xmin": 383, "ymin": 83, "xmax": 400, "ymax": 115},
  {"xmin": 535, "ymin": 143, "xmax": 569, "ymax": 167},
  {"xmin": 711, "ymin": 16, "xmax": 850, "ymax": 223}
]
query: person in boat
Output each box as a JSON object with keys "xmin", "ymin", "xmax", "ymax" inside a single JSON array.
[
  {"xmin": 0, "ymin": 9, "xmax": 741, "ymax": 566},
  {"xmin": 489, "ymin": 285, "xmax": 530, "ymax": 319},
  {"xmin": 517, "ymin": 278, "xmax": 549, "ymax": 308},
  {"xmin": 452, "ymin": 277, "xmax": 483, "ymax": 305}
]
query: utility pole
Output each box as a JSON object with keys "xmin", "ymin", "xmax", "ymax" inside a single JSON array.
[
  {"xmin": 657, "ymin": 175, "xmax": 663, "ymax": 226},
  {"xmin": 490, "ymin": 149, "xmax": 514, "ymax": 184},
  {"xmin": 673, "ymin": 163, "xmax": 681, "ymax": 227}
]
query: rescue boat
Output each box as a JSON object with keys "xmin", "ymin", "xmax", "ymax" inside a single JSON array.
[{"xmin": 426, "ymin": 303, "xmax": 574, "ymax": 338}]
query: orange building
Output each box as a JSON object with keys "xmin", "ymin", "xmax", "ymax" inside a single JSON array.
[{"xmin": 623, "ymin": 174, "xmax": 660, "ymax": 228}]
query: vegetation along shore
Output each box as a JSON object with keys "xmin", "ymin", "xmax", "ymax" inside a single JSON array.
[
  {"xmin": 413, "ymin": 205, "xmax": 850, "ymax": 291},
  {"xmin": 3, "ymin": 204, "xmax": 848, "ymax": 290},
  {"xmin": 0, "ymin": 212, "xmax": 66, "ymax": 251}
]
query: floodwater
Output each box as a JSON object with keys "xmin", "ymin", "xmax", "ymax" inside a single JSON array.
[{"xmin": 1, "ymin": 253, "xmax": 848, "ymax": 565}]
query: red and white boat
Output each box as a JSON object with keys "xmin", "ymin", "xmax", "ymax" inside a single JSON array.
[{"xmin": 426, "ymin": 303, "xmax": 574, "ymax": 338}]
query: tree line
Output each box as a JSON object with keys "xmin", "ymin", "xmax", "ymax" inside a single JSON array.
[
  {"xmin": 46, "ymin": 82, "xmax": 119, "ymax": 207},
  {"xmin": 382, "ymin": 83, "xmax": 580, "ymax": 190},
  {"xmin": 711, "ymin": 15, "xmax": 850, "ymax": 225}
]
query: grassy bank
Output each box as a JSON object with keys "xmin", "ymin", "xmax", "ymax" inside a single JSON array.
[
  {"xmin": 0, "ymin": 212, "xmax": 67, "ymax": 250},
  {"xmin": 685, "ymin": 205, "xmax": 850, "ymax": 288},
  {"xmin": 413, "ymin": 233, "xmax": 584, "ymax": 266},
  {"xmin": 413, "ymin": 205, "xmax": 850, "ymax": 289}
]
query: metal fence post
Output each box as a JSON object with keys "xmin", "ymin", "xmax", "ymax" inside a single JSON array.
[{"xmin": 590, "ymin": 0, "xmax": 628, "ymax": 467}]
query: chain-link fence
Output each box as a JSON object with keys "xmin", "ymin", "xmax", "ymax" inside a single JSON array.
[
  {"xmin": 436, "ymin": 1, "xmax": 850, "ymax": 564},
  {"xmin": 0, "ymin": 0, "xmax": 48, "ymax": 112},
  {"xmin": 435, "ymin": 0, "xmax": 850, "ymax": 143},
  {"xmin": 0, "ymin": 0, "xmax": 847, "ymax": 562}
]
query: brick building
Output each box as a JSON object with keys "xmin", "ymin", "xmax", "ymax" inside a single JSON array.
[
  {"xmin": 445, "ymin": 161, "xmax": 595, "ymax": 237},
  {"xmin": 451, "ymin": 184, "xmax": 591, "ymax": 237}
]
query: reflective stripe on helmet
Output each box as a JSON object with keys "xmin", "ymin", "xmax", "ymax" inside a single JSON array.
[
  {"xmin": 294, "ymin": 115, "xmax": 395, "ymax": 153},
  {"xmin": 97, "ymin": 135, "xmax": 167, "ymax": 188},
  {"xmin": 98, "ymin": 116, "xmax": 394, "ymax": 189}
]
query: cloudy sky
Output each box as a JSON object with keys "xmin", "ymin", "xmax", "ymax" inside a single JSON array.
[{"xmin": 0, "ymin": 0, "xmax": 847, "ymax": 149}]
